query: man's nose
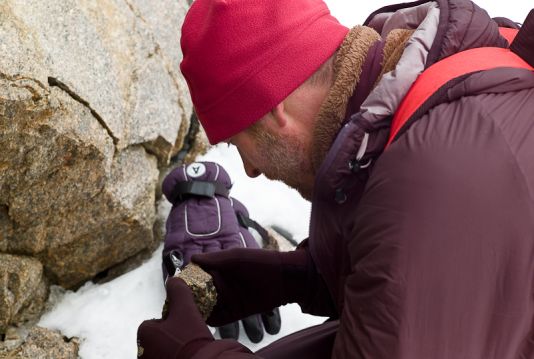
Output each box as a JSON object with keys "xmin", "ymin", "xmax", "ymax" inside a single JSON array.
[
  {"xmin": 235, "ymin": 146, "xmax": 261, "ymax": 178},
  {"xmin": 242, "ymin": 158, "xmax": 261, "ymax": 178}
]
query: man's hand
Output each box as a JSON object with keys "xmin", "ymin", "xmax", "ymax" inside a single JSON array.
[
  {"xmin": 192, "ymin": 247, "xmax": 309, "ymax": 327},
  {"xmin": 137, "ymin": 278, "xmax": 213, "ymax": 359}
]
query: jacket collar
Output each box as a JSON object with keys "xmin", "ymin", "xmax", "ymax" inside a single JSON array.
[{"xmin": 310, "ymin": 26, "xmax": 413, "ymax": 172}]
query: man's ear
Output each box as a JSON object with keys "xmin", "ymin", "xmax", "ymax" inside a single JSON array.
[{"xmin": 268, "ymin": 102, "xmax": 289, "ymax": 129}]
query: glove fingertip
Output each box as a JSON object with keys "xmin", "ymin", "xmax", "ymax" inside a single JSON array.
[
  {"xmin": 242, "ymin": 315, "xmax": 264, "ymax": 343},
  {"xmin": 261, "ymin": 309, "xmax": 282, "ymax": 335},
  {"xmin": 164, "ymin": 278, "xmax": 193, "ymax": 315},
  {"xmin": 138, "ymin": 319, "xmax": 162, "ymax": 334}
]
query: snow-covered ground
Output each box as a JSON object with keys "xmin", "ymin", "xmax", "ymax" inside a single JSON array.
[{"xmin": 39, "ymin": 1, "xmax": 531, "ymax": 358}]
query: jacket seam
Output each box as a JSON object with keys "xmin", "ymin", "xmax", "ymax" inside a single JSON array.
[
  {"xmin": 483, "ymin": 104, "xmax": 534, "ymax": 207},
  {"xmin": 456, "ymin": 1, "xmax": 475, "ymax": 52}
]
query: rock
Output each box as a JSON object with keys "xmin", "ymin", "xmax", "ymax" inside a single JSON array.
[
  {"xmin": 0, "ymin": 326, "xmax": 25, "ymax": 351},
  {"xmin": 34, "ymin": 145, "xmax": 159, "ymax": 288},
  {"xmin": 0, "ymin": 78, "xmax": 114, "ymax": 256},
  {"xmin": 0, "ymin": 77, "xmax": 160, "ymax": 288},
  {"xmin": 0, "ymin": 0, "xmax": 211, "ymax": 333},
  {"xmin": 175, "ymin": 264, "xmax": 217, "ymax": 321},
  {"xmin": 0, "ymin": 0, "xmax": 203, "ymax": 295},
  {"xmin": 0, "ymin": 205, "xmax": 12, "ymax": 252},
  {"xmin": 93, "ymin": 196, "xmax": 172, "ymax": 284},
  {"xmin": 0, "ymin": 326, "xmax": 79, "ymax": 359},
  {"xmin": 264, "ymin": 227, "xmax": 298, "ymax": 252},
  {"xmin": 0, "ymin": 254, "xmax": 48, "ymax": 334},
  {"xmin": 0, "ymin": 0, "xmax": 194, "ymax": 161}
]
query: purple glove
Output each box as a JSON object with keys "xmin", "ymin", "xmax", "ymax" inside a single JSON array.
[
  {"xmin": 161, "ymin": 161, "xmax": 281, "ymax": 343},
  {"xmin": 161, "ymin": 162, "xmax": 260, "ymax": 272},
  {"xmin": 162, "ymin": 162, "xmax": 251, "ymax": 269},
  {"xmin": 137, "ymin": 278, "xmax": 214, "ymax": 359}
]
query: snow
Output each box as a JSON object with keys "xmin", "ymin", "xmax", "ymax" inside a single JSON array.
[
  {"xmin": 40, "ymin": 253, "xmax": 166, "ymax": 359},
  {"xmin": 38, "ymin": 1, "xmax": 532, "ymax": 358}
]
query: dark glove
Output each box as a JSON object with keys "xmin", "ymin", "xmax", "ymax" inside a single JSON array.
[
  {"xmin": 192, "ymin": 247, "xmax": 310, "ymax": 327},
  {"xmin": 162, "ymin": 251, "xmax": 273, "ymax": 343},
  {"xmin": 137, "ymin": 277, "xmax": 214, "ymax": 359},
  {"xmin": 218, "ymin": 308, "xmax": 282, "ymax": 343}
]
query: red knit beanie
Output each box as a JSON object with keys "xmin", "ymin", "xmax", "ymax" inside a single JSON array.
[{"xmin": 180, "ymin": 0, "xmax": 349, "ymax": 144}]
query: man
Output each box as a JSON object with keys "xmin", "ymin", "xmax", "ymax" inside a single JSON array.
[{"xmin": 138, "ymin": 0, "xmax": 534, "ymax": 358}]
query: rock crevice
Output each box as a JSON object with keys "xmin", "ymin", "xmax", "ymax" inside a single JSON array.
[{"xmin": 48, "ymin": 76, "xmax": 119, "ymax": 146}]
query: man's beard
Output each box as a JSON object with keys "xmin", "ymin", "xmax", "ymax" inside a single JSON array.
[{"xmin": 254, "ymin": 130, "xmax": 315, "ymax": 201}]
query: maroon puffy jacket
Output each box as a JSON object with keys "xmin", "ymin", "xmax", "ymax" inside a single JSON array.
[{"xmin": 186, "ymin": 1, "xmax": 534, "ymax": 358}]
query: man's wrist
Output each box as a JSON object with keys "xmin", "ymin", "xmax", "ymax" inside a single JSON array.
[
  {"xmin": 177, "ymin": 336, "xmax": 214, "ymax": 359},
  {"xmin": 280, "ymin": 249, "xmax": 310, "ymax": 304}
]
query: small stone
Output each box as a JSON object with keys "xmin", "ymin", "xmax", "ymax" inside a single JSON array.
[
  {"xmin": 265, "ymin": 227, "xmax": 296, "ymax": 252},
  {"xmin": 263, "ymin": 228, "xmax": 281, "ymax": 251},
  {"xmin": 1, "ymin": 326, "xmax": 24, "ymax": 350},
  {"xmin": 175, "ymin": 264, "xmax": 217, "ymax": 321}
]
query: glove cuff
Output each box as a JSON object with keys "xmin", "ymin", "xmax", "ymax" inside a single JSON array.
[{"xmin": 280, "ymin": 249, "xmax": 310, "ymax": 304}]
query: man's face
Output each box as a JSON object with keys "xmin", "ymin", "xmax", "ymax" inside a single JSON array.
[
  {"xmin": 229, "ymin": 122, "xmax": 315, "ymax": 200},
  {"xmin": 226, "ymin": 78, "xmax": 332, "ymax": 201}
]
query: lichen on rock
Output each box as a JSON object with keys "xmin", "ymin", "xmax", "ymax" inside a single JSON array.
[
  {"xmin": 0, "ymin": 326, "xmax": 79, "ymax": 359},
  {"xmin": 0, "ymin": 254, "xmax": 48, "ymax": 334}
]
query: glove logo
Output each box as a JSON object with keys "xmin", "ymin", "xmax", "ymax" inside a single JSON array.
[{"xmin": 186, "ymin": 162, "xmax": 206, "ymax": 178}]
